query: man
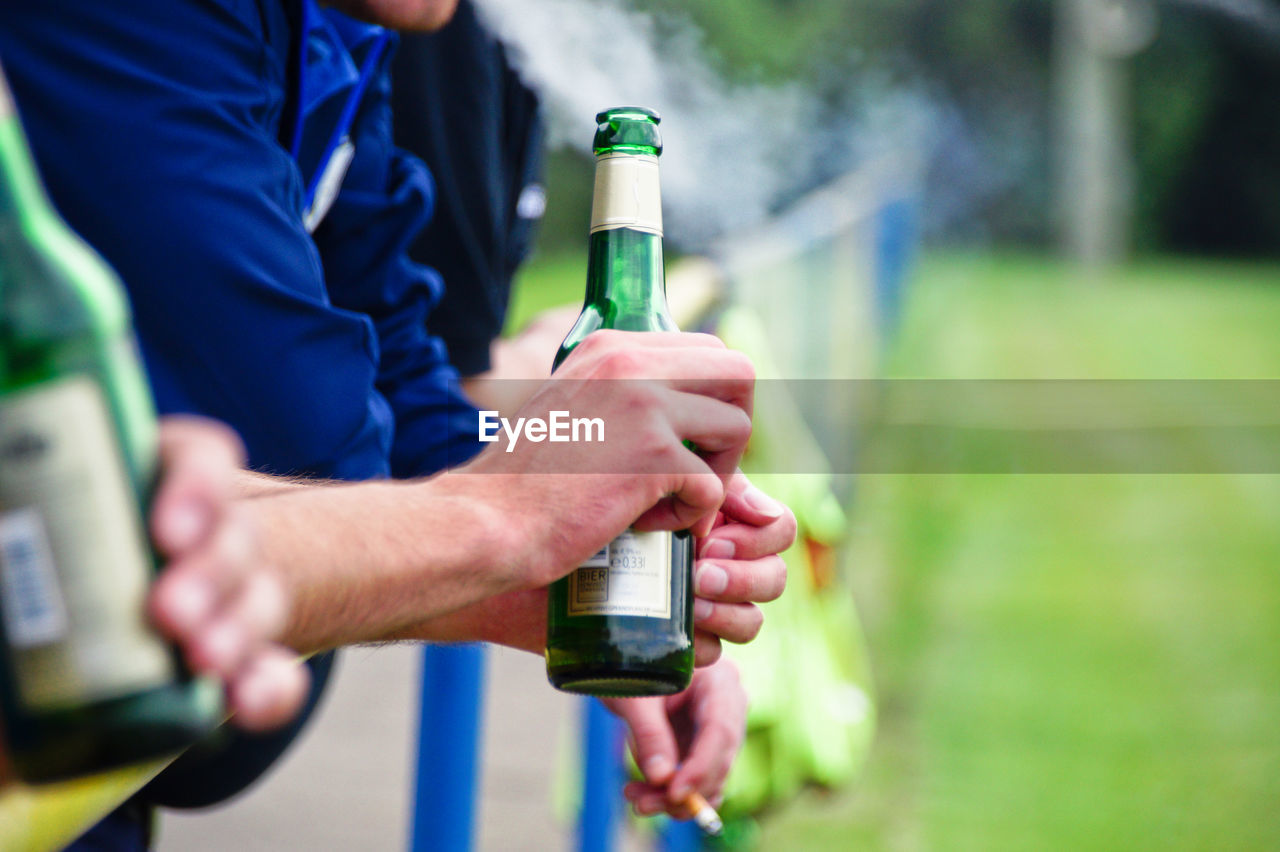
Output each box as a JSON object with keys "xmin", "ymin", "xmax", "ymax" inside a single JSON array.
[{"xmin": 0, "ymin": 0, "xmax": 793, "ymax": 841}]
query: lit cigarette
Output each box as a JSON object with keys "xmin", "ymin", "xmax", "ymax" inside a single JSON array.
[{"xmin": 682, "ymin": 791, "xmax": 724, "ymax": 836}]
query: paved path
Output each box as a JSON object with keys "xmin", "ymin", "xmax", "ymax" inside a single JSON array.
[{"xmin": 157, "ymin": 644, "xmax": 644, "ymax": 851}]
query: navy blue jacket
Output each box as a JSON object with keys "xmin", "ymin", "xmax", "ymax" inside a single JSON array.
[{"xmin": 0, "ymin": 0, "xmax": 481, "ymax": 810}]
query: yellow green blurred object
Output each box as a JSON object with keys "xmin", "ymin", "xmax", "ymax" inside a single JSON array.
[
  {"xmin": 0, "ymin": 760, "xmax": 163, "ymax": 851},
  {"xmin": 717, "ymin": 305, "xmax": 877, "ymax": 818}
]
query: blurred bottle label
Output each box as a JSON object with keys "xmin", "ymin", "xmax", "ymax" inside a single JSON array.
[
  {"xmin": 568, "ymin": 530, "xmax": 671, "ymax": 617},
  {"xmin": 0, "ymin": 376, "xmax": 172, "ymax": 710}
]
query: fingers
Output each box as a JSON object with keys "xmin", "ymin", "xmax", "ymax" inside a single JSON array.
[
  {"xmin": 559, "ymin": 331, "xmax": 754, "ymax": 465},
  {"xmin": 226, "ymin": 647, "xmax": 310, "ymax": 732},
  {"xmin": 620, "ymin": 661, "xmax": 748, "ymax": 818},
  {"xmin": 694, "ymin": 599, "xmax": 764, "ymax": 645},
  {"xmin": 694, "ymin": 555, "xmax": 787, "ymax": 605},
  {"xmin": 152, "ymin": 417, "xmax": 245, "ymax": 555},
  {"xmin": 148, "ymin": 503, "xmax": 259, "ymax": 642},
  {"xmin": 663, "ymin": 391, "xmax": 753, "ymax": 463},
  {"xmin": 667, "ymin": 661, "xmax": 747, "ymax": 807},
  {"xmin": 700, "ymin": 507, "xmax": 796, "ymax": 566},
  {"xmin": 182, "ymin": 571, "xmax": 288, "ymax": 678},
  {"xmin": 607, "ymin": 696, "xmax": 679, "ymax": 808},
  {"xmin": 693, "ymin": 629, "xmax": 723, "ymax": 667},
  {"xmin": 632, "ymin": 470, "xmax": 725, "ymax": 534},
  {"xmin": 718, "ymin": 471, "xmax": 789, "ymax": 526}
]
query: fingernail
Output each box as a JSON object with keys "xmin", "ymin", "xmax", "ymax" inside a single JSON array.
[
  {"xmin": 644, "ymin": 756, "xmax": 672, "ymax": 781},
  {"xmin": 701, "ymin": 538, "xmax": 735, "ymax": 560},
  {"xmin": 165, "ymin": 500, "xmax": 210, "ymax": 550},
  {"xmin": 670, "ymin": 782, "xmax": 692, "ymax": 801},
  {"xmin": 694, "ymin": 599, "xmax": 714, "ymax": 621},
  {"xmin": 696, "ymin": 564, "xmax": 729, "ymax": 596},
  {"xmin": 743, "ymin": 485, "xmax": 786, "ymax": 519}
]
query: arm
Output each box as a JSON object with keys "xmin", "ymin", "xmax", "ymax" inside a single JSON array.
[
  {"xmin": 244, "ymin": 330, "xmax": 760, "ymax": 654},
  {"xmin": 315, "ymin": 43, "xmax": 483, "ymax": 478}
]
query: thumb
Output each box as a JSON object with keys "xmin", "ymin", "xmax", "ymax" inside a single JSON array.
[{"xmin": 607, "ymin": 697, "xmax": 679, "ymax": 785}]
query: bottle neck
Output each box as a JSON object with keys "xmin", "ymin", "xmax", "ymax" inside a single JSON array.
[
  {"xmin": 583, "ymin": 151, "xmax": 673, "ymax": 327},
  {"xmin": 0, "ymin": 70, "xmax": 57, "ymax": 239}
]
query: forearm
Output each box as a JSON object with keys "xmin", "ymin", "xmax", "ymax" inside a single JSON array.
[
  {"xmin": 252, "ymin": 475, "xmax": 533, "ymax": 653},
  {"xmin": 384, "ymin": 587, "xmax": 548, "ymax": 654}
]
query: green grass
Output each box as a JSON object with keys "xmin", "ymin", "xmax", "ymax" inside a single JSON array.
[
  {"xmin": 504, "ymin": 248, "xmax": 587, "ymax": 333},
  {"xmin": 749, "ymin": 253, "xmax": 1280, "ymax": 850}
]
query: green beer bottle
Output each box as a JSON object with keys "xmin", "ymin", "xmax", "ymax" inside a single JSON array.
[
  {"xmin": 544, "ymin": 107, "xmax": 695, "ymax": 697},
  {"xmin": 0, "ymin": 66, "xmax": 221, "ymax": 783}
]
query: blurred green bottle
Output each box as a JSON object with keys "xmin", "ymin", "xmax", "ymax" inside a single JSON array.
[
  {"xmin": 0, "ymin": 65, "xmax": 220, "ymax": 783},
  {"xmin": 544, "ymin": 107, "xmax": 695, "ymax": 697}
]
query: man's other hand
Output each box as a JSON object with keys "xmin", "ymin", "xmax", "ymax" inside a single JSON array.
[
  {"xmin": 690, "ymin": 471, "xmax": 795, "ymax": 666},
  {"xmin": 607, "ymin": 659, "xmax": 747, "ymax": 819},
  {"xmin": 147, "ymin": 418, "xmax": 308, "ymax": 731}
]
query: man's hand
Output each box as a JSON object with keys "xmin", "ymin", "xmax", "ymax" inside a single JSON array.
[
  {"xmin": 606, "ymin": 659, "xmax": 747, "ymax": 818},
  {"xmin": 466, "ymin": 330, "xmax": 755, "ymax": 590},
  {"xmin": 146, "ymin": 418, "xmax": 308, "ymax": 731},
  {"xmin": 691, "ymin": 472, "xmax": 795, "ymax": 665}
]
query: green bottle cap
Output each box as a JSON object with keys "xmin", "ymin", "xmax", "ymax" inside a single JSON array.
[{"xmin": 593, "ymin": 106, "xmax": 662, "ymax": 156}]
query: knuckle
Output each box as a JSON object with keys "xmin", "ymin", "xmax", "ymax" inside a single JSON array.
[
  {"xmin": 688, "ymin": 332, "xmax": 726, "ymax": 349},
  {"xmin": 778, "ymin": 508, "xmax": 799, "ymax": 547},
  {"xmin": 623, "ymin": 381, "xmax": 663, "ymax": 416},
  {"xmin": 710, "ymin": 716, "xmax": 744, "ymax": 746},
  {"xmin": 695, "ymin": 632, "xmax": 723, "ymax": 667},
  {"xmin": 632, "ymin": 725, "xmax": 666, "ymax": 751},
  {"xmin": 571, "ymin": 329, "xmax": 609, "ymax": 360},
  {"xmin": 736, "ymin": 605, "xmax": 764, "ymax": 643},
  {"xmin": 723, "ymin": 349, "xmax": 755, "ymax": 382},
  {"xmin": 597, "ymin": 346, "xmax": 645, "ymax": 380},
  {"xmin": 728, "ymin": 408, "xmax": 754, "ymax": 446},
  {"xmin": 202, "ymin": 418, "xmax": 248, "ymax": 462}
]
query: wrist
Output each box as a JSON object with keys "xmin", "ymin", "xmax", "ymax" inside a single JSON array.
[{"xmin": 429, "ymin": 466, "xmax": 558, "ymax": 593}]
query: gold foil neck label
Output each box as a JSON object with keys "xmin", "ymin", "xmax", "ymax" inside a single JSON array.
[{"xmin": 590, "ymin": 153, "xmax": 663, "ymax": 236}]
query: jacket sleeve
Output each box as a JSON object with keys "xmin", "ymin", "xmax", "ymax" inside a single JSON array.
[
  {"xmin": 314, "ymin": 49, "xmax": 485, "ymax": 478},
  {"xmin": 0, "ymin": 0, "xmax": 395, "ymax": 481}
]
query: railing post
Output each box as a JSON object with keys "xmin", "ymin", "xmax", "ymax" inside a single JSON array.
[
  {"xmin": 410, "ymin": 644, "xmax": 487, "ymax": 852},
  {"xmin": 577, "ymin": 697, "xmax": 626, "ymax": 852}
]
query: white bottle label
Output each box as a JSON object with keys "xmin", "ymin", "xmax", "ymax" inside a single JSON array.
[
  {"xmin": 0, "ymin": 377, "xmax": 174, "ymax": 710},
  {"xmin": 589, "ymin": 153, "xmax": 663, "ymax": 236},
  {"xmin": 568, "ymin": 529, "xmax": 672, "ymax": 618}
]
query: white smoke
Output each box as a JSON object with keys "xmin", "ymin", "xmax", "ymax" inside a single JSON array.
[
  {"xmin": 1164, "ymin": 0, "xmax": 1280, "ymax": 40},
  {"xmin": 473, "ymin": 0, "xmax": 935, "ymax": 249}
]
